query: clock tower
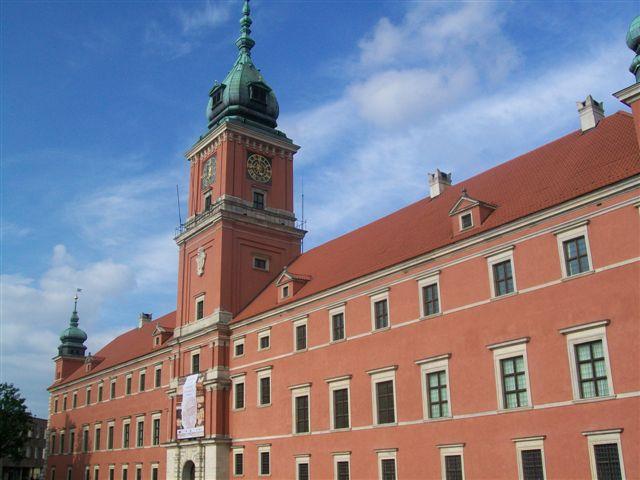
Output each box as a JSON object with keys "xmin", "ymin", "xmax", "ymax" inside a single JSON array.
[{"xmin": 173, "ymin": 0, "xmax": 305, "ymax": 338}]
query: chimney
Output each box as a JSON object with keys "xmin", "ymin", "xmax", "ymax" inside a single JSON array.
[
  {"xmin": 576, "ymin": 95, "xmax": 604, "ymax": 132},
  {"xmin": 138, "ymin": 312, "xmax": 152, "ymax": 328},
  {"xmin": 428, "ymin": 169, "xmax": 452, "ymax": 198}
]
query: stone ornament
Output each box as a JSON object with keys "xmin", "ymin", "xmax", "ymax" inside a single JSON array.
[{"xmin": 196, "ymin": 247, "xmax": 206, "ymax": 276}]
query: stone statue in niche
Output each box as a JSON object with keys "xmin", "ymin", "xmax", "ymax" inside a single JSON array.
[{"xmin": 196, "ymin": 247, "xmax": 206, "ymax": 276}]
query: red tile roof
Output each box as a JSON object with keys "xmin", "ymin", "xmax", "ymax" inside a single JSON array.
[
  {"xmin": 58, "ymin": 311, "xmax": 176, "ymax": 385},
  {"xmin": 234, "ymin": 112, "xmax": 640, "ymax": 321}
]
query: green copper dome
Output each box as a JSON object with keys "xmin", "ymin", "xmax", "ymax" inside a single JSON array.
[
  {"xmin": 206, "ymin": 0, "xmax": 279, "ymax": 130},
  {"xmin": 58, "ymin": 296, "xmax": 87, "ymax": 357},
  {"xmin": 627, "ymin": 15, "xmax": 640, "ymax": 81}
]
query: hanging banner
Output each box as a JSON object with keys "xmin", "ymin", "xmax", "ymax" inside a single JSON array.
[{"xmin": 176, "ymin": 374, "xmax": 205, "ymax": 439}]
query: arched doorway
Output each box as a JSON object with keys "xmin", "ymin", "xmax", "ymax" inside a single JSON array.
[{"xmin": 182, "ymin": 461, "xmax": 196, "ymax": 480}]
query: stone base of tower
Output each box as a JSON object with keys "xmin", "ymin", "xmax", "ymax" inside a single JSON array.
[{"xmin": 166, "ymin": 437, "xmax": 230, "ymax": 480}]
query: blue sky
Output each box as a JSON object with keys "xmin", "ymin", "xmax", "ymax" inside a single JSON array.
[{"xmin": 1, "ymin": 1, "xmax": 637, "ymax": 417}]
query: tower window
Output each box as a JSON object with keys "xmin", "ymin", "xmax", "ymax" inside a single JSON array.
[
  {"xmin": 204, "ymin": 193, "xmax": 212, "ymax": 211},
  {"xmin": 211, "ymin": 87, "xmax": 223, "ymax": 106},
  {"xmin": 253, "ymin": 191, "xmax": 265, "ymax": 210},
  {"xmin": 250, "ymin": 85, "xmax": 268, "ymax": 104},
  {"xmin": 195, "ymin": 295, "xmax": 205, "ymax": 321},
  {"xmin": 253, "ymin": 256, "xmax": 269, "ymax": 271}
]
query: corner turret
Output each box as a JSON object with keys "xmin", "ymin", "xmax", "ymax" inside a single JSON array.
[{"xmin": 53, "ymin": 292, "xmax": 88, "ymax": 382}]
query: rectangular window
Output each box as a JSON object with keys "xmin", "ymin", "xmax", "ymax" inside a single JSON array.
[
  {"xmin": 204, "ymin": 193, "xmax": 212, "ymax": 210},
  {"xmin": 110, "ymin": 380, "xmax": 116, "ymax": 399},
  {"xmin": 501, "ymin": 356, "xmax": 528, "ymax": 408},
  {"xmin": 123, "ymin": 423, "xmax": 130, "ymax": 448},
  {"xmin": 234, "ymin": 380, "xmax": 245, "ymax": 410},
  {"xmin": 122, "ymin": 468, "xmax": 128, "ymax": 480},
  {"xmin": 374, "ymin": 299, "xmax": 389, "ymax": 330},
  {"xmin": 196, "ymin": 296, "xmax": 205, "ymax": 321},
  {"xmin": 493, "ymin": 260, "xmax": 514, "ymax": 296},
  {"xmin": 107, "ymin": 425, "xmax": 114, "ymax": 450},
  {"xmin": 259, "ymin": 331, "xmax": 270, "ymax": 350},
  {"xmin": 376, "ymin": 380, "xmax": 395, "ymax": 424},
  {"xmin": 427, "ymin": 370, "xmax": 449, "ymax": 418},
  {"xmin": 139, "ymin": 372, "xmax": 146, "ymax": 392},
  {"xmin": 152, "ymin": 418, "xmax": 160, "ymax": 446},
  {"xmin": 151, "ymin": 467, "xmax": 158, "ymax": 480},
  {"xmin": 234, "ymin": 451, "xmax": 244, "ymax": 476},
  {"xmin": 332, "ymin": 312, "xmax": 345, "ymax": 341},
  {"xmin": 93, "ymin": 468, "xmax": 99, "ymax": 480},
  {"xmin": 155, "ymin": 367, "xmax": 162, "ymax": 388},
  {"xmin": 253, "ymin": 191, "xmax": 265, "ymax": 210},
  {"xmin": 82, "ymin": 429, "xmax": 89, "ymax": 452},
  {"xmin": 192, "ymin": 353, "xmax": 200, "ymax": 374},
  {"xmin": 333, "ymin": 388, "xmax": 349, "ymax": 429},
  {"xmin": 94, "ymin": 427, "xmax": 101, "ymax": 451},
  {"xmin": 126, "ymin": 376, "xmax": 132, "ymax": 395},
  {"xmin": 54, "ymin": 398, "xmax": 58, "ymax": 413},
  {"xmin": 563, "ymin": 236, "xmax": 590, "ymax": 276},
  {"xmin": 97, "ymin": 384, "xmax": 103, "ymax": 402},
  {"xmin": 593, "ymin": 444, "xmax": 622, "ymax": 480},
  {"xmin": 59, "ymin": 433, "xmax": 65, "ymax": 454},
  {"xmin": 282, "ymin": 285, "xmax": 290, "ymax": 298},
  {"xmin": 259, "ymin": 449, "xmax": 270, "ymax": 476},
  {"xmin": 575, "ymin": 340, "xmax": 609, "ymax": 399},
  {"xmin": 445, "ymin": 455, "xmax": 463, "ymax": 480},
  {"xmin": 381, "ymin": 459, "xmax": 396, "ymax": 480},
  {"xmin": 69, "ymin": 431, "xmax": 75, "ymax": 454},
  {"xmin": 136, "ymin": 467, "xmax": 141, "ymax": 480},
  {"xmin": 294, "ymin": 320, "xmax": 307, "ymax": 351},
  {"xmin": 460, "ymin": 212, "xmax": 473, "ymax": 229},
  {"xmin": 136, "ymin": 420, "xmax": 144, "ymax": 447},
  {"xmin": 86, "ymin": 388, "xmax": 92, "ymax": 405},
  {"xmin": 295, "ymin": 395, "xmax": 310, "ymax": 433},
  {"xmin": 521, "ymin": 450, "xmax": 544, "ymax": 480},
  {"xmin": 63, "ymin": 396, "xmax": 67, "ymax": 410},
  {"xmin": 336, "ymin": 460, "xmax": 350, "ymax": 480},
  {"xmin": 260, "ymin": 376, "xmax": 271, "ymax": 406},
  {"xmin": 254, "ymin": 256, "xmax": 269, "ymax": 271},
  {"xmin": 109, "ymin": 469, "xmax": 114, "ymax": 480},
  {"xmin": 297, "ymin": 461, "xmax": 309, "ymax": 480},
  {"xmin": 73, "ymin": 392, "xmax": 78, "ymax": 408},
  {"xmin": 422, "ymin": 283, "xmax": 440, "ymax": 316},
  {"xmin": 84, "ymin": 469, "xmax": 89, "ymax": 480},
  {"xmin": 234, "ymin": 338, "xmax": 245, "ymax": 357},
  {"xmin": 50, "ymin": 434, "xmax": 56, "ymax": 455}
]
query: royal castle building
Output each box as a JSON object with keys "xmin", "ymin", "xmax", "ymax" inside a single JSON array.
[{"xmin": 46, "ymin": 4, "xmax": 640, "ymax": 480}]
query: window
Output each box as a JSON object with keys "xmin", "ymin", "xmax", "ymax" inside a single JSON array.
[
  {"xmin": 327, "ymin": 375, "xmax": 351, "ymax": 430},
  {"xmin": 258, "ymin": 446, "xmax": 271, "ymax": 476},
  {"xmin": 152, "ymin": 417, "xmax": 161, "ymax": 446},
  {"xmin": 204, "ymin": 192, "xmax": 212, "ymax": 211},
  {"xmin": 291, "ymin": 384, "xmax": 311, "ymax": 434},
  {"xmin": 439, "ymin": 444, "xmax": 465, "ymax": 480},
  {"xmin": 561, "ymin": 321, "xmax": 614, "ymax": 401},
  {"xmin": 460, "ymin": 212, "xmax": 473, "ymax": 230},
  {"xmin": 110, "ymin": 380, "xmax": 116, "ymax": 399},
  {"xmin": 191, "ymin": 353, "xmax": 200, "ymax": 374},
  {"xmin": 250, "ymin": 85, "xmax": 268, "ymax": 104},
  {"xmin": 50, "ymin": 433, "xmax": 56, "ymax": 455},
  {"xmin": 233, "ymin": 448, "xmax": 244, "ymax": 476},
  {"xmin": 136, "ymin": 419, "xmax": 144, "ymax": 447},
  {"xmin": 417, "ymin": 354, "xmax": 452, "ymax": 420},
  {"xmin": 63, "ymin": 396, "xmax": 67, "ymax": 411},
  {"xmin": 94, "ymin": 426, "xmax": 101, "ymax": 451},
  {"xmin": 514, "ymin": 436, "xmax": 546, "ymax": 480},
  {"xmin": 97, "ymin": 383, "xmax": 103, "ymax": 402},
  {"xmin": 139, "ymin": 372, "xmax": 146, "ymax": 392},
  {"xmin": 126, "ymin": 375, "xmax": 132, "ymax": 395},
  {"xmin": 211, "ymin": 86, "xmax": 223, "ymax": 106},
  {"xmin": 282, "ymin": 285, "xmax": 290, "ymax": 298},
  {"xmin": 51, "ymin": 468, "xmax": 56, "ymax": 480},
  {"xmin": 293, "ymin": 317, "xmax": 307, "ymax": 351},
  {"xmin": 232, "ymin": 375, "xmax": 246, "ymax": 410},
  {"xmin": 369, "ymin": 366, "xmax": 397, "ymax": 425},
  {"xmin": 82, "ymin": 428, "xmax": 89, "ymax": 452},
  {"xmin": 555, "ymin": 223, "xmax": 593, "ymax": 278},
  {"xmin": 122, "ymin": 421, "xmax": 130, "ymax": 448},
  {"xmin": 135, "ymin": 466, "xmax": 142, "ymax": 480},
  {"xmin": 370, "ymin": 291, "xmax": 390, "ymax": 331},
  {"xmin": 233, "ymin": 338, "xmax": 245, "ymax": 357},
  {"xmin": 151, "ymin": 466, "xmax": 158, "ymax": 480},
  {"xmin": 154, "ymin": 366, "xmax": 162, "ymax": 388},
  {"xmin": 195, "ymin": 295, "xmax": 205, "ymax": 321},
  {"xmin": 584, "ymin": 429, "xmax": 625, "ymax": 480},
  {"xmin": 258, "ymin": 329, "xmax": 271, "ymax": 350},
  {"xmin": 59, "ymin": 432, "xmax": 65, "ymax": 454},
  {"xmin": 257, "ymin": 367, "xmax": 272, "ymax": 406},
  {"xmin": 330, "ymin": 305, "xmax": 346, "ymax": 342},
  {"xmin": 254, "ymin": 256, "xmax": 269, "ymax": 271},
  {"xmin": 121, "ymin": 467, "xmax": 128, "ymax": 480},
  {"xmin": 86, "ymin": 388, "xmax": 92, "ymax": 405},
  {"xmin": 334, "ymin": 454, "xmax": 351, "ymax": 480},
  {"xmin": 69, "ymin": 430, "xmax": 75, "ymax": 454},
  {"xmin": 418, "ymin": 272, "xmax": 441, "ymax": 317},
  {"xmin": 296, "ymin": 456, "xmax": 310, "ymax": 480},
  {"xmin": 486, "ymin": 248, "xmax": 517, "ymax": 297},
  {"xmin": 54, "ymin": 398, "xmax": 58, "ymax": 413},
  {"xmin": 67, "ymin": 468, "xmax": 72, "ymax": 480},
  {"xmin": 93, "ymin": 467, "xmax": 99, "ymax": 480},
  {"xmin": 377, "ymin": 450, "xmax": 397, "ymax": 480},
  {"xmin": 108, "ymin": 468, "xmax": 114, "ymax": 480},
  {"xmin": 84, "ymin": 468, "xmax": 89, "ymax": 480},
  {"xmin": 72, "ymin": 392, "xmax": 78, "ymax": 408},
  {"xmin": 488, "ymin": 338, "xmax": 532, "ymax": 410},
  {"xmin": 253, "ymin": 191, "xmax": 265, "ymax": 210},
  {"xmin": 107, "ymin": 424, "xmax": 114, "ymax": 450}
]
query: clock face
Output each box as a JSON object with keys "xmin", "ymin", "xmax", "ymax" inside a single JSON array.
[
  {"xmin": 201, "ymin": 156, "xmax": 216, "ymax": 190},
  {"xmin": 247, "ymin": 154, "xmax": 272, "ymax": 183}
]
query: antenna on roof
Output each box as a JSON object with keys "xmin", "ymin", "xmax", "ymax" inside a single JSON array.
[
  {"xmin": 176, "ymin": 184, "xmax": 183, "ymax": 227},
  {"xmin": 300, "ymin": 176, "xmax": 307, "ymax": 252}
]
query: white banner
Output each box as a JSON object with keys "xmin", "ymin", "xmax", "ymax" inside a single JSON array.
[{"xmin": 176, "ymin": 374, "xmax": 204, "ymax": 439}]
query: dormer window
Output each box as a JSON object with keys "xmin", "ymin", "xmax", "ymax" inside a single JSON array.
[
  {"xmin": 282, "ymin": 285, "xmax": 290, "ymax": 298},
  {"xmin": 249, "ymin": 84, "xmax": 268, "ymax": 104},
  {"xmin": 460, "ymin": 212, "xmax": 473, "ymax": 230},
  {"xmin": 210, "ymin": 86, "xmax": 223, "ymax": 106}
]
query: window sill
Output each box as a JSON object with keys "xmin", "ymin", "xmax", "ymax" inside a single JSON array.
[
  {"xmin": 371, "ymin": 326, "xmax": 391, "ymax": 334},
  {"xmin": 292, "ymin": 431, "xmax": 311, "ymax": 436},
  {"xmin": 497, "ymin": 405, "xmax": 533, "ymax": 414},
  {"xmin": 490, "ymin": 291, "xmax": 518, "ymax": 302},
  {"xmin": 419, "ymin": 312, "xmax": 443, "ymax": 321},
  {"xmin": 258, "ymin": 347, "xmax": 271, "ymax": 352},
  {"xmin": 232, "ymin": 407, "xmax": 246, "ymax": 412},
  {"xmin": 294, "ymin": 348, "xmax": 308, "ymax": 354},
  {"xmin": 561, "ymin": 270, "xmax": 595, "ymax": 282},
  {"xmin": 422, "ymin": 416, "xmax": 453, "ymax": 423},
  {"xmin": 373, "ymin": 422, "xmax": 397, "ymax": 428},
  {"xmin": 257, "ymin": 403, "xmax": 272, "ymax": 409},
  {"xmin": 330, "ymin": 338, "xmax": 347, "ymax": 345},
  {"xmin": 572, "ymin": 394, "xmax": 616, "ymax": 405},
  {"xmin": 330, "ymin": 427, "xmax": 351, "ymax": 432}
]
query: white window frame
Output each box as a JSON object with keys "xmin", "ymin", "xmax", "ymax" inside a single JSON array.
[
  {"xmin": 368, "ymin": 366, "xmax": 398, "ymax": 426},
  {"xmin": 86, "ymin": 386, "xmax": 92, "ymax": 405},
  {"xmin": 190, "ymin": 349, "xmax": 201, "ymax": 374},
  {"xmin": 376, "ymin": 449, "xmax": 397, "ymax": 480},
  {"xmin": 97, "ymin": 382, "xmax": 104, "ymax": 402},
  {"xmin": 253, "ymin": 255, "xmax": 270, "ymax": 272},
  {"xmin": 439, "ymin": 443, "xmax": 465, "ymax": 480},
  {"xmin": 121, "ymin": 465, "xmax": 128, "ymax": 480},
  {"xmin": 82, "ymin": 426, "xmax": 90, "ymax": 452},
  {"xmin": 329, "ymin": 304, "xmax": 347, "ymax": 342},
  {"xmin": 290, "ymin": 383, "xmax": 311, "ymax": 435},
  {"xmin": 110, "ymin": 379, "xmax": 117, "ymax": 399},
  {"xmin": 194, "ymin": 294, "xmax": 205, "ymax": 321},
  {"xmin": 295, "ymin": 454, "xmax": 310, "ymax": 480},
  {"xmin": 154, "ymin": 365, "xmax": 162, "ymax": 388},
  {"xmin": 125, "ymin": 374, "xmax": 133, "ymax": 395},
  {"xmin": 108, "ymin": 465, "xmax": 114, "ymax": 480},
  {"xmin": 233, "ymin": 337, "xmax": 246, "ymax": 358},
  {"xmin": 231, "ymin": 374, "xmax": 246, "ymax": 411},
  {"xmin": 66, "ymin": 467, "xmax": 72, "ymax": 480},
  {"xmin": 418, "ymin": 272, "xmax": 442, "ymax": 318},
  {"xmin": 281, "ymin": 284, "xmax": 291, "ymax": 299},
  {"xmin": 150, "ymin": 464, "xmax": 159, "ymax": 480},
  {"xmin": 93, "ymin": 424, "xmax": 101, "ymax": 452},
  {"xmin": 487, "ymin": 338, "xmax": 533, "ymax": 410},
  {"xmin": 93, "ymin": 466, "xmax": 99, "ymax": 480},
  {"xmin": 555, "ymin": 223, "xmax": 593, "ymax": 278},
  {"xmin": 370, "ymin": 289, "xmax": 391, "ymax": 332},
  {"xmin": 256, "ymin": 366, "xmax": 272, "ymax": 407},
  {"xmin": 326, "ymin": 375, "xmax": 351, "ymax": 431},
  {"xmin": 151, "ymin": 412, "xmax": 161, "ymax": 446},
  {"xmin": 293, "ymin": 317, "xmax": 308, "ymax": 352},
  {"xmin": 416, "ymin": 353, "xmax": 452, "ymax": 420},
  {"xmin": 560, "ymin": 321, "xmax": 614, "ymax": 401},
  {"xmin": 136, "ymin": 416, "xmax": 145, "ymax": 447},
  {"xmin": 258, "ymin": 328, "xmax": 271, "ymax": 351},
  {"xmin": 583, "ymin": 429, "xmax": 626, "ymax": 480},
  {"xmin": 333, "ymin": 453, "xmax": 351, "ymax": 480},
  {"xmin": 258, "ymin": 444, "xmax": 271, "ymax": 477},
  {"xmin": 106, "ymin": 421, "xmax": 115, "ymax": 450},
  {"xmin": 486, "ymin": 247, "xmax": 517, "ymax": 298},
  {"xmin": 139, "ymin": 369, "xmax": 146, "ymax": 392},
  {"xmin": 232, "ymin": 446, "xmax": 245, "ymax": 477},
  {"xmin": 252, "ymin": 188, "xmax": 267, "ymax": 210},
  {"xmin": 121, "ymin": 419, "xmax": 131, "ymax": 448},
  {"xmin": 459, "ymin": 212, "xmax": 473, "ymax": 230},
  {"xmin": 72, "ymin": 391, "xmax": 78, "ymax": 409},
  {"xmin": 513, "ymin": 436, "xmax": 547, "ymax": 480}
]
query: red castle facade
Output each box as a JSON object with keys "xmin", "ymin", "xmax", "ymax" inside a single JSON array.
[{"xmin": 47, "ymin": 5, "xmax": 640, "ymax": 480}]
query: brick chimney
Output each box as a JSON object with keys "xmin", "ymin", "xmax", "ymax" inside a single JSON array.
[
  {"xmin": 428, "ymin": 169, "xmax": 452, "ymax": 198},
  {"xmin": 576, "ymin": 95, "xmax": 605, "ymax": 132},
  {"xmin": 138, "ymin": 312, "xmax": 152, "ymax": 328}
]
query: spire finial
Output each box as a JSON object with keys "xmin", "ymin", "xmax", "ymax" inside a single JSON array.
[
  {"xmin": 71, "ymin": 288, "xmax": 82, "ymax": 327},
  {"xmin": 236, "ymin": 0, "xmax": 255, "ymax": 56}
]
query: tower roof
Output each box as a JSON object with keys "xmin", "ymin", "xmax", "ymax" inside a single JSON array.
[
  {"xmin": 206, "ymin": 0, "xmax": 279, "ymax": 130},
  {"xmin": 58, "ymin": 294, "xmax": 87, "ymax": 358},
  {"xmin": 627, "ymin": 15, "xmax": 640, "ymax": 81}
]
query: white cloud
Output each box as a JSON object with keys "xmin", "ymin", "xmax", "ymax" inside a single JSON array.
[{"xmin": 178, "ymin": 1, "xmax": 231, "ymax": 34}]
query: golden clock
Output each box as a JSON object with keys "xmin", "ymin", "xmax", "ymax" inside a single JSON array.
[
  {"xmin": 201, "ymin": 156, "xmax": 216, "ymax": 190},
  {"xmin": 247, "ymin": 154, "xmax": 272, "ymax": 183}
]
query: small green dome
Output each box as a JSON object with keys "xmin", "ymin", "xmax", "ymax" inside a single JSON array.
[
  {"xmin": 626, "ymin": 15, "xmax": 640, "ymax": 81},
  {"xmin": 206, "ymin": 0, "xmax": 279, "ymax": 130},
  {"xmin": 58, "ymin": 302, "xmax": 87, "ymax": 357}
]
